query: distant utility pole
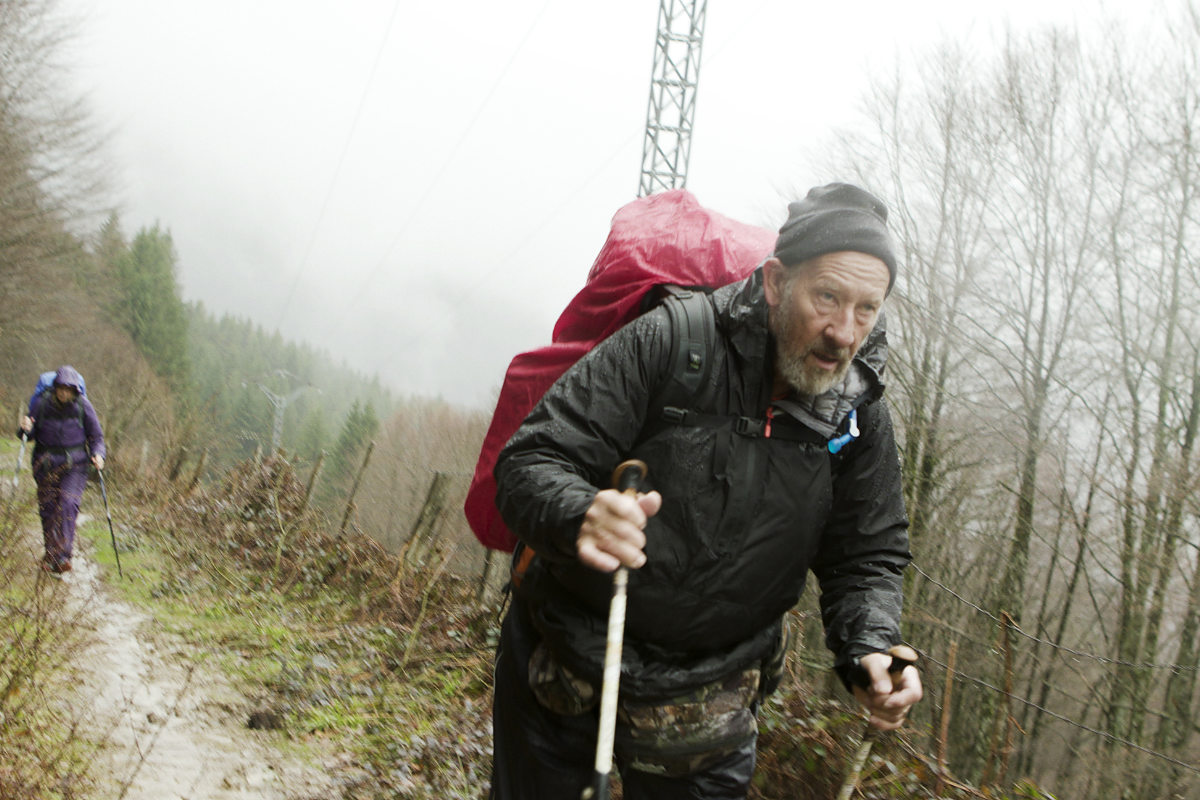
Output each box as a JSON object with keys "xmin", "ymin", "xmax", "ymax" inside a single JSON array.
[
  {"xmin": 638, "ymin": 0, "xmax": 708, "ymax": 198},
  {"xmin": 257, "ymin": 371, "xmax": 317, "ymax": 453}
]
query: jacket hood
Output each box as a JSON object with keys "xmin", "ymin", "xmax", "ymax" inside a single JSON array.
[{"xmin": 53, "ymin": 366, "xmax": 85, "ymax": 394}]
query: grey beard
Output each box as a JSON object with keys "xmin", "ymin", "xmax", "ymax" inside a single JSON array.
[{"xmin": 776, "ymin": 344, "xmax": 849, "ymax": 396}]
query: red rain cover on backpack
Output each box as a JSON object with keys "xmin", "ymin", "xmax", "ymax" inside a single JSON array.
[{"xmin": 464, "ymin": 189, "xmax": 776, "ymax": 551}]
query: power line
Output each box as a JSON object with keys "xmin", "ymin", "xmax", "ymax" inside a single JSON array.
[
  {"xmin": 275, "ymin": 0, "xmax": 403, "ymax": 331},
  {"xmin": 325, "ymin": 0, "xmax": 554, "ymax": 340},
  {"xmin": 370, "ymin": 0, "xmax": 776, "ymax": 385}
]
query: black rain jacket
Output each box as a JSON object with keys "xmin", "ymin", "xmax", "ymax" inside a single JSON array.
[{"xmin": 495, "ymin": 266, "xmax": 910, "ymax": 699}]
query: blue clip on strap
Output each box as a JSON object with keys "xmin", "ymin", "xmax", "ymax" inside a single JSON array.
[{"xmin": 827, "ymin": 408, "xmax": 859, "ymax": 454}]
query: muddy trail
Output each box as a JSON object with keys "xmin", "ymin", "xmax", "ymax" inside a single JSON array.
[{"xmin": 52, "ymin": 519, "xmax": 345, "ymax": 800}]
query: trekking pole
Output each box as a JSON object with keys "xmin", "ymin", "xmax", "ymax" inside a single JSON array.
[
  {"xmin": 835, "ymin": 644, "xmax": 919, "ymax": 800},
  {"xmin": 95, "ymin": 466, "xmax": 123, "ymax": 579},
  {"xmin": 12, "ymin": 431, "xmax": 27, "ymax": 490},
  {"xmin": 581, "ymin": 459, "xmax": 647, "ymax": 800}
]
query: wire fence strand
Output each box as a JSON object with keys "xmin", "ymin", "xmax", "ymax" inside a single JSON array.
[
  {"xmin": 919, "ymin": 650, "xmax": 1200, "ymax": 776},
  {"xmin": 911, "ymin": 561, "xmax": 1198, "ymax": 672}
]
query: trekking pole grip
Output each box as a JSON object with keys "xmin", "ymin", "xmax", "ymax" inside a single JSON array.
[
  {"xmin": 611, "ymin": 459, "xmax": 647, "ymax": 496},
  {"xmin": 582, "ymin": 459, "xmax": 648, "ymax": 800},
  {"xmin": 885, "ymin": 644, "xmax": 918, "ymax": 685}
]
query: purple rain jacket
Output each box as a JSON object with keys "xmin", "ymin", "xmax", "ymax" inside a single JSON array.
[{"xmin": 27, "ymin": 366, "xmax": 106, "ymax": 462}]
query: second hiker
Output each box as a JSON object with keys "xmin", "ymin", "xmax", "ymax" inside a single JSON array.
[{"xmin": 18, "ymin": 365, "xmax": 105, "ymax": 575}]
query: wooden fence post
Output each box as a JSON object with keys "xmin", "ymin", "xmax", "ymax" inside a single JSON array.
[
  {"xmin": 338, "ymin": 440, "xmax": 375, "ymax": 537},
  {"xmin": 477, "ymin": 547, "xmax": 499, "ymax": 605},
  {"xmin": 396, "ymin": 472, "xmax": 451, "ymax": 579},
  {"xmin": 167, "ymin": 446, "xmax": 188, "ymax": 482},
  {"xmin": 186, "ymin": 449, "xmax": 208, "ymax": 494},
  {"xmin": 301, "ymin": 450, "xmax": 325, "ymax": 512},
  {"xmin": 935, "ymin": 640, "xmax": 958, "ymax": 798}
]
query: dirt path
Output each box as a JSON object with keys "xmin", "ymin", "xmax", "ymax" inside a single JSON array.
[{"xmin": 60, "ymin": 523, "xmax": 342, "ymax": 800}]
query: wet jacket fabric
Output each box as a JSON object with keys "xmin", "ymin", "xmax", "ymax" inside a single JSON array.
[
  {"xmin": 29, "ymin": 367, "xmax": 105, "ymax": 462},
  {"xmin": 495, "ymin": 266, "xmax": 910, "ymax": 699}
]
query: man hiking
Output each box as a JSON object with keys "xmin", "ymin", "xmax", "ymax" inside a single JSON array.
[
  {"xmin": 18, "ymin": 365, "xmax": 106, "ymax": 575},
  {"xmin": 489, "ymin": 183, "xmax": 922, "ymax": 799}
]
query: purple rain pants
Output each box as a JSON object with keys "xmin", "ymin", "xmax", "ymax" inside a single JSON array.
[{"xmin": 33, "ymin": 449, "xmax": 90, "ymax": 567}]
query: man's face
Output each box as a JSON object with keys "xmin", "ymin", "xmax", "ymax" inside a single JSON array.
[
  {"xmin": 764, "ymin": 251, "xmax": 890, "ymax": 396},
  {"xmin": 54, "ymin": 385, "xmax": 77, "ymax": 404}
]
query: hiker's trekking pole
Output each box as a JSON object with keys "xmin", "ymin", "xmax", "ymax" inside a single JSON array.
[
  {"xmin": 95, "ymin": 466, "xmax": 123, "ymax": 579},
  {"xmin": 12, "ymin": 431, "xmax": 27, "ymax": 491},
  {"xmin": 581, "ymin": 459, "xmax": 647, "ymax": 800},
  {"xmin": 835, "ymin": 644, "xmax": 919, "ymax": 800}
]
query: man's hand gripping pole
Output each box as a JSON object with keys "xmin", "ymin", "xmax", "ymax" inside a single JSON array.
[
  {"xmin": 835, "ymin": 644, "xmax": 919, "ymax": 800},
  {"xmin": 581, "ymin": 459, "xmax": 647, "ymax": 800}
]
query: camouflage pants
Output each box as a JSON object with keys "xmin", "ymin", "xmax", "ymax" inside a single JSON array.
[{"xmin": 490, "ymin": 599, "xmax": 759, "ymax": 800}]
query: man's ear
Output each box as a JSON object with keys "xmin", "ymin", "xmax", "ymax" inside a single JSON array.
[{"xmin": 762, "ymin": 257, "xmax": 787, "ymax": 308}]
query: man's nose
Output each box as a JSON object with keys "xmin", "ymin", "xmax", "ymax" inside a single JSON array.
[{"xmin": 825, "ymin": 309, "xmax": 856, "ymax": 349}]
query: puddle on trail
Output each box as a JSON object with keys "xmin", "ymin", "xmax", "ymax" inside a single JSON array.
[{"xmin": 58, "ymin": 523, "xmax": 341, "ymax": 800}]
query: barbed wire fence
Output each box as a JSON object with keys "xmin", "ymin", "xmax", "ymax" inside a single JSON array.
[{"xmin": 904, "ymin": 560, "xmax": 1199, "ymax": 796}]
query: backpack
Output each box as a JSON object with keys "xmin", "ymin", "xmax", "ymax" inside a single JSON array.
[
  {"xmin": 28, "ymin": 369, "xmax": 87, "ymax": 416},
  {"xmin": 464, "ymin": 190, "xmax": 776, "ymax": 552}
]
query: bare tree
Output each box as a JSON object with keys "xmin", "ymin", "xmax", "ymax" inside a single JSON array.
[{"xmin": 822, "ymin": 8, "xmax": 1200, "ymax": 795}]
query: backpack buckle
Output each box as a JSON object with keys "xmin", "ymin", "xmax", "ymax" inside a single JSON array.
[
  {"xmin": 661, "ymin": 406, "xmax": 688, "ymax": 424},
  {"xmin": 734, "ymin": 417, "xmax": 764, "ymax": 437}
]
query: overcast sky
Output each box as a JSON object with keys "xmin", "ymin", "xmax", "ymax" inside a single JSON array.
[{"xmin": 59, "ymin": 0, "xmax": 1143, "ymax": 409}]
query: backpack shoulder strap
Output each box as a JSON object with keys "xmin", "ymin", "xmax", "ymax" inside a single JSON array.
[
  {"xmin": 30, "ymin": 388, "xmax": 51, "ymax": 419},
  {"xmin": 651, "ymin": 286, "xmax": 717, "ymax": 419}
]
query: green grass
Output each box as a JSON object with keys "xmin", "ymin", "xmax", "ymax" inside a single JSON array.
[{"xmin": 0, "ymin": 514, "xmax": 103, "ymax": 798}]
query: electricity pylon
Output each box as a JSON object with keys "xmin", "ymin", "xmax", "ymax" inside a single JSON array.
[
  {"xmin": 638, "ymin": 0, "xmax": 708, "ymax": 198},
  {"xmin": 256, "ymin": 370, "xmax": 317, "ymax": 453}
]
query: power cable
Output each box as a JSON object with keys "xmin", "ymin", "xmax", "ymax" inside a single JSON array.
[
  {"xmin": 369, "ymin": 0, "xmax": 775, "ymax": 380},
  {"xmin": 275, "ymin": 0, "xmax": 403, "ymax": 331},
  {"xmin": 326, "ymin": 0, "xmax": 554, "ymax": 338}
]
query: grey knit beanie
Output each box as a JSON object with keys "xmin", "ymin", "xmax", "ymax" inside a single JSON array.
[{"xmin": 774, "ymin": 183, "xmax": 897, "ymax": 293}]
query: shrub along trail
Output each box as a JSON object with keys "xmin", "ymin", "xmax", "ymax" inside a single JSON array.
[{"xmin": 63, "ymin": 517, "xmax": 339, "ymax": 800}]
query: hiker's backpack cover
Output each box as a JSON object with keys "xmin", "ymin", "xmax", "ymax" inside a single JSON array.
[{"xmin": 465, "ymin": 189, "xmax": 775, "ymax": 552}]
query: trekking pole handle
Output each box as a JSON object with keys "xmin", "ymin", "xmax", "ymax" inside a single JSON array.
[
  {"xmin": 582, "ymin": 459, "xmax": 648, "ymax": 800},
  {"xmin": 611, "ymin": 459, "xmax": 647, "ymax": 496},
  {"xmin": 848, "ymin": 643, "xmax": 919, "ymax": 691},
  {"xmin": 885, "ymin": 644, "xmax": 919, "ymax": 685}
]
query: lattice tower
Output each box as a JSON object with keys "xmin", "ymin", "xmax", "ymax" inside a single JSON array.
[{"xmin": 638, "ymin": 0, "xmax": 708, "ymax": 197}]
